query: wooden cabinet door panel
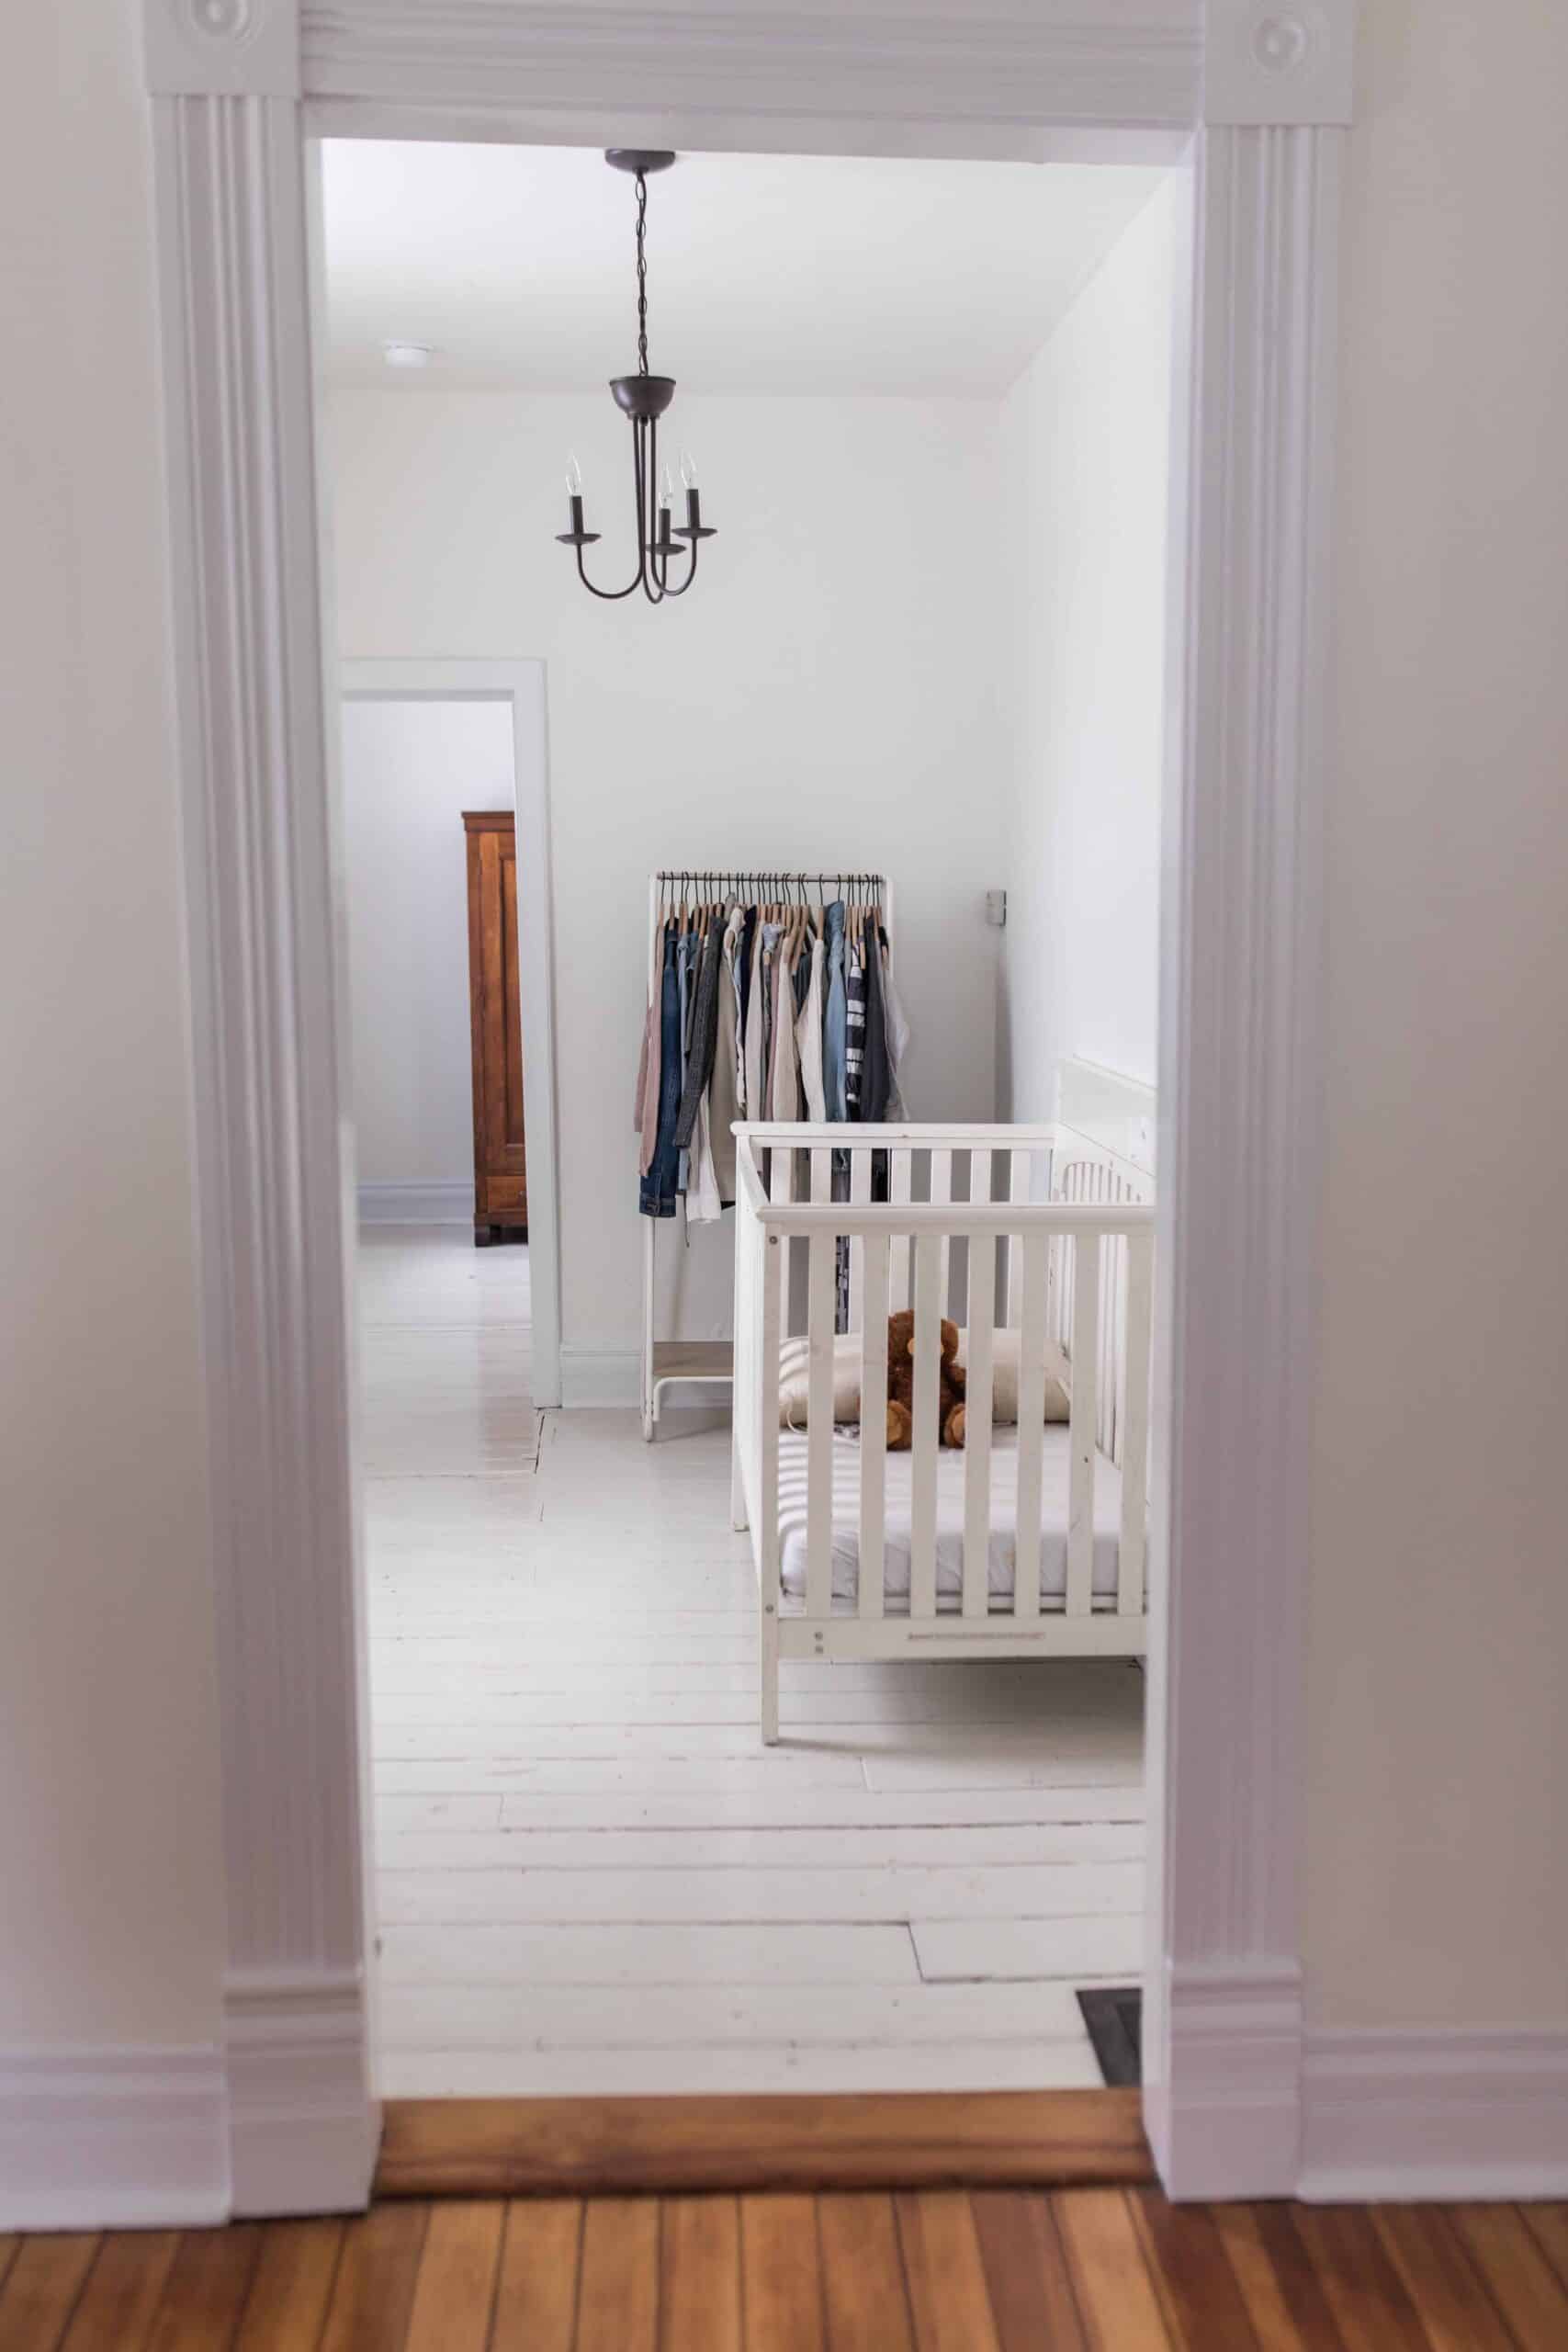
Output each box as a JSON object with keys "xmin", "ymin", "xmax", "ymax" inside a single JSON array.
[{"xmin": 465, "ymin": 812, "xmax": 527, "ymax": 1236}]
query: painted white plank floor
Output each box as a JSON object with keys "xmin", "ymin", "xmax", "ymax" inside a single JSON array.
[{"xmin": 361, "ymin": 1227, "xmax": 1146, "ymax": 2098}]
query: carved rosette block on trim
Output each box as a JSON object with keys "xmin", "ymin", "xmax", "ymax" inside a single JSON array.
[
  {"xmin": 143, "ymin": 0, "xmax": 300, "ymax": 96},
  {"xmin": 1204, "ymin": 0, "xmax": 1353, "ymax": 124}
]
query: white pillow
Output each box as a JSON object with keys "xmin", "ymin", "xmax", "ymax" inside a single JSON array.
[
  {"xmin": 777, "ymin": 1334, "xmax": 863, "ymax": 1429},
  {"xmin": 980, "ymin": 1327, "xmax": 1073, "ymax": 1423},
  {"xmin": 778, "ymin": 1328, "xmax": 1069, "ymax": 1428}
]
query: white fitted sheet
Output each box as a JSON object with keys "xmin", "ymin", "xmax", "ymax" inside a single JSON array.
[{"xmin": 776, "ymin": 1424, "xmax": 1126, "ymax": 1616}]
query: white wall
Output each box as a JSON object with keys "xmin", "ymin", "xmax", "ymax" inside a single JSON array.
[
  {"xmin": 327, "ymin": 391, "xmax": 1008, "ymax": 1370},
  {"xmin": 1304, "ymin": 0, "xmax": 1568, "ymax": 2030},
  {"xmin": 341, "ymin": 696, "xmax": 517, "ymax": 1202},
  {"xmin": 998, "ymin": 179, "xmax": 1179, "ymax": 1118},
  {"xmin": 11, "ymin": 0, "xmax": 1568, "ymax": 2152},
  {"xmin": 0, "ymin": 0, "xmax": 224, "ymax": 2049}
]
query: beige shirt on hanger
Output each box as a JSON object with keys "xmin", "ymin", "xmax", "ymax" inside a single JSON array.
[
  {"xmin": 795, "ymin": 931, "xmax": 827, "ymax": 1123},
  {"xmin": 769, "ymin": 932, "xmax": 803, "ymax": 1123}
]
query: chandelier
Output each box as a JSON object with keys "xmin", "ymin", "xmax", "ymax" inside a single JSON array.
[{"xmin": 556, "ymin": 150, "xmax": 717, "ymax": 605}]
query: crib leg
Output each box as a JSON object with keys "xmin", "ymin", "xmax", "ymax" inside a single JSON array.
[
  {"xmin": 760, "ymin": 1610, "xmax": 779, "ymax": 1745},
  {"xmin": 730, "ymin": 1436, "xmax": 749, "ymax": 1532}
]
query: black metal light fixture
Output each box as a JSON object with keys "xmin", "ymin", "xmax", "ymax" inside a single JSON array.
[{"xmin": 556, "ymin": 150, "xmax": 716, "ymax": 604}]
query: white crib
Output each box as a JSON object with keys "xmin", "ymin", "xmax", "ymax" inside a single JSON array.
[{"xmin": 731, "ymin": 1121, "xmax": 1156, "ymax": 1742}]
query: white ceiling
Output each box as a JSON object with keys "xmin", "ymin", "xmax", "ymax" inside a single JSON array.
[{"xmin": 320, "ymin": 142, "xmax": 1166, "ymax": 399}]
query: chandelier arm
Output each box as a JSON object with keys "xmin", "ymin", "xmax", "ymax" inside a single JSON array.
[
  {"xmin": 656, "ymin": 539, "xmax": 699, "ymax": 596},
  {"xmin": 646, "ymin": 414, "xmax": 688, "ymax": 594},
  {"xmin": 574, "ymin": 546, "xmax": 643, "ymax": 600},
  {"xmin": 635, "ymin": 418, "xmax": 664, "ymax": 603}
]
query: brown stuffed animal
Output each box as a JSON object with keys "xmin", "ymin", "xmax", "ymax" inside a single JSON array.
[{"xmin": 884, "ymin": 1309, "xmax": 967, "ymax": 1450}]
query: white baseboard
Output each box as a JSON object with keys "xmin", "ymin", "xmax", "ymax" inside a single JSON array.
[
  {"xmin": 357, "ymin": 1181, "xmax": 473, "ymax": 1226},
  {"xmin": 1300, "ymin": 2025, "xmax": 1568, "ymax": 2200},
  {"xmin": 1150, "ymin": 1962, "xmax": 1303, "ymax": 2200},
  {"xmin": 559, "ymin": 1347, "xmax": 641, "ymax": 1408},
  {"xmin": 225, "ymin": 1968, "xmax": 379, "ymax": 2219},
  {"xmin": 0, "ymin": 2044, "xmax": 230, "ymax": 2228}
]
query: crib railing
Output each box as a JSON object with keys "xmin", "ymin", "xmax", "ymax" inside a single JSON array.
[{"xmin": 732, "ymin": 1123, "xmax": 1156, "ymax": 1741}]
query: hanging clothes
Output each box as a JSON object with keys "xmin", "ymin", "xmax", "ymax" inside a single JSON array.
[
  {"xmin": 673, "ymin": 924, "xmax": 699, "ymax": 1196},
  {"xmin": 769, "ymin": 930, "xmax": 803, "ymax": 1123},
  {"xmin": 634, "ymin": 910, "xmax": 664, "ymax": 1176},
  {"xmin": 861, "ymin": 922, "xmax": 892, "ymax": 1124},
  {"xmin": 795, "ymin": 929, "xmax": 827, "ymax": 1123},
  {"xmin": 881, "ymin": 929, "xmax": 910, "ymax": 1119},
  {"xmin": 743, "ymin": 919, "xmax": 767, "ymax": 1121},
  {"xmin": 821, "ymin": 900, "xmax": 849, "ymax": 1124},
  {"xmin": 844, "ymin": 932, "xmax": 867, "ymax": 1122},
  {"xmin": 710, "ymin": 906, "xmax": 743, "ymax": 1204},
  {"xmin": 673, "ymin": 913, "xmax": 723, "ymax": 1152},
  {"xmin": 639, "ymin": 923, "xmax": 682, "ymax": 1219},
  {"xmin": 637, "ymin": 878, "xmax": 901, "ymax": 1219}
]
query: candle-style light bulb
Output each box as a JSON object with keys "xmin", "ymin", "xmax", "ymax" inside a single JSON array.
[
  {"xmin": 565, "ymin": 452, "xmax": 583, "ymax": 497},
  {"xmin": 677, "ymin": 447, "xmax": 705, "ymax": 539},
  {"xmin": 658, "ymin": 460, "xmax": 675, "ymax": 509}
]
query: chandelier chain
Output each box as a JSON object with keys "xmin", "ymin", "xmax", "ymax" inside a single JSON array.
[{"xmin": 635, "ymin": 171, "xmax": 649, "ymax": 376}]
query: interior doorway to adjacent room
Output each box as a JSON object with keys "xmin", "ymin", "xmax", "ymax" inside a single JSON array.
[{"xmin": 321, "ymin": 150, "xmax": 1179, "ymax": 2104}]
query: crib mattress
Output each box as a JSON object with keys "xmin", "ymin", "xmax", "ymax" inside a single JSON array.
[{"xmin": 776, "ymin": 1425, "xmax": 1126, "ymax": 1615}]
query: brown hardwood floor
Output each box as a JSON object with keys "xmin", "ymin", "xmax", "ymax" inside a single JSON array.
[{"xmin": 4, "ymin": 2192, "xmax": 1568, "ymax": 2348}]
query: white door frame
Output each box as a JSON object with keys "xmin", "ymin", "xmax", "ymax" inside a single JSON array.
[
  {"xmin": 339, "ymin": 659, "xmax": 564, "ymax": 1406},
  {"xmin": 142, "ymin": 0, "xmax": 1354, "ymax": 2208}
]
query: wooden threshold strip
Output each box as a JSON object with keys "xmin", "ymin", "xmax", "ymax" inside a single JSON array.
[{"xmin": 376, "ymin": 2087, "xmax": 1151, "ymax": 2199}]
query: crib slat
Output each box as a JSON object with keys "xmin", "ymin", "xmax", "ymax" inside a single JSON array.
[
  {"xmin": 1007, "ymin": 1147, "xmax": 1032, "ymax": 1325},
  {"xmin": 732, "ymin": 1168, "xmax": 754, "ymax": 1524},
  {"xmin": 1066, "ymin": 1232, "xmax": 1100, "ymax": 1616},
  {"xmin": 1118, "ymin": 1229, "xmax": 1153, "ymax": 1617},
  {"xmin": 889, "ymin": 1150, "xmax": 913, "ymax": 1311},
  {"xmin": 929, "ymin": 1148, "xmax": 953, "ymax": 1319},
  {"xmin": 1099, "ymin": 1172, "xmax": 1117, "ymax": 1458},
  {"xmin": 810, "ymin": 1146, "xmax": 832, "ymax": 1204},
  {"xmin": 772, "ymin": 1136, "xmax": 796, "ymax": 1336},
  {"xmin": 858, "ymin": 1230, "xmax": 889, "ymax": 1620},
  {"xmin": 759, "ymin": 1207, "xmax": 783, "ymax": 1745},
  {"xmin": 962, "ymin": 1232, "xmax": 995, "ymax": 1620},
  {"xmin": 806, "ymin": 1231, "xmax": 837, "ymax": 1623},
  {"xmin": 848, "ymin": 1146, "xmax": 873, "ymax": 1333},
  {"xmin": 1013, "ymin": 1234, "xmax": 1048, "ymax": 1623},
  {"xmin": 964, "ymin": 1148, "xmax": 987, "ymax": 1336},
  {"xmin": 909, "ymin": 1235, "xmax": 942, "ymax": 1622}
]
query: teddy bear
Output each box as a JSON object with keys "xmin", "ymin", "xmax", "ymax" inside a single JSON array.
[{"xmin": 884, "ymin": 1308, "xmax": 967, "ymax": 1450}]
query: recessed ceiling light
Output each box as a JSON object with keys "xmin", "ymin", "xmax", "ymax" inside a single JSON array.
[{"xmin": 382, "ymin": 341, "xmax": 436, "ymax": 369}]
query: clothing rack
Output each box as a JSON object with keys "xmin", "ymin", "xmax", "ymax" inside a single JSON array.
[{"xmin": 641, "ymin": 868, "xmax": 895, "ymax": 1440}]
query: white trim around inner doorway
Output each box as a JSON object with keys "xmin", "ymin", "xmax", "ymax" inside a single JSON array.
[{"xmin": 338, "ymin": 658, "xmax": 564, "ymax": 1409}]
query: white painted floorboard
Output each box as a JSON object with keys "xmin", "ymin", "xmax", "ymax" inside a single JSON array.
[{"xmin": 361, "ymin": 1228, "xmax": 1146, "ymax": 2098}]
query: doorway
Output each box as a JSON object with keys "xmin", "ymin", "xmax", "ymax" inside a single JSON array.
[
  {"xmin": 149, "ymin": 4, "xmax": 1342, "ymax": 2207},
  {"xmin": 323, "ymin": 146, "xmax": 1176, "ymax": 2103},
  {"xmin": 340, "ymin": 662, "xmax": 563, "ymax": 1407}
]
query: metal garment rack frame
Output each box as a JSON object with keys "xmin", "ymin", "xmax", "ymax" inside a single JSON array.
[{"xmin": 641, "ymin": 868, "xmax": 894, "ymax": 1440}]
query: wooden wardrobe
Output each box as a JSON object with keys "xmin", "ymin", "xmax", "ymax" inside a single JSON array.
[{"xmin": 463, "ymin": 811, "xmax": 527, "ymax": 1246}]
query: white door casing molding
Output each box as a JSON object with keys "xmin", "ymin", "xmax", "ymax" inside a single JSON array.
[
  {"xmin": 1145, "ymin": 116, "xmax": 1344, "ymax": 2198},
  {"xmin": 339, "ymin": 658, "xmax": 565, "ymax": 1408},
  {"xmin": 148, "ymin": 79, "xmax": 380, "ymax": 2216},
  {"xmin": 139, "ymin": 0, "xmax": 1356, "ymax": 2211}
]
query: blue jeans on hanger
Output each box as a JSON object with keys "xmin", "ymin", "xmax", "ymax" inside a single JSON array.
[{"xmin": 639, "ymin": 926, "xmax": 682, "ymax": 1218}]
